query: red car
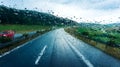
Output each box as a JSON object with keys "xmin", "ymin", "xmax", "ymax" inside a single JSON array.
[{"xmin": 0, "ymin": 30, "xmax": 15, "ymax": 39}]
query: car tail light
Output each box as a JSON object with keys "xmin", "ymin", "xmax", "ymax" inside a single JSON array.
[{"xmin": 3, "ymin": 34, "xmax": 7, "ymax": 37}]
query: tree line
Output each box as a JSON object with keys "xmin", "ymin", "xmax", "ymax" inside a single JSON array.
[{"xmin": 0, "ymin": 5, "xmax": 77, "ymax": 26}]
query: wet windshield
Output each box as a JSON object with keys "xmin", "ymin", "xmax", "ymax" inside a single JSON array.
[{"xmin": 0, "ymin": 0, "xmax": 120, "ymax": 67}]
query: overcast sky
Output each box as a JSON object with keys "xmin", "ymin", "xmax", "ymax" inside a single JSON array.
[{"xmin": 0, "ymin": 0, "xmax": 120, "ymax": 24}]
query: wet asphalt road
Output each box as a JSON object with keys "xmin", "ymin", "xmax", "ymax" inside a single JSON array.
[{"xmin": 0, "ymin": 28, "xmax": 120, "ymax": 67}]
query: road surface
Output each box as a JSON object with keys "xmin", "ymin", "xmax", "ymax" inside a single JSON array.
[{"xmin": 0, "ymin": 28, "xmax": 120, "ymax": 67}]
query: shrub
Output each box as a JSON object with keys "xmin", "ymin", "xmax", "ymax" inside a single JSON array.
[
  {"xmin": 22, "ymin": 33, "xmax": 29, "ymax": 38},
  {"xmin": 107, "ymin": 39, "xmax": 116, "ymax": 47},
  {"xmin": 0, "ymin": 36, "xmax": 12, "ymax": 43},
  {"xmin": 36, "ymin": 30, "xmax": 40, "ymax": 33},
  {"xmin": 81, "ymin": 31, "xmax": 89, "ymax": 36}
]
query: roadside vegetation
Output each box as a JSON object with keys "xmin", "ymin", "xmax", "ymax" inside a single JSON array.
[
  {"xmin": 65, "ymin": 23, "xmax": 120, "ymax": 59},
  {"xmin": 77, "ymin": 27, "xmax": 120, "ymax": 47}
]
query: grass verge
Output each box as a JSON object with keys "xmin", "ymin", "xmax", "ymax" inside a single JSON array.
[{"xmin": 65, "ymin": 27, "xmax": 120, "ymax": 60}]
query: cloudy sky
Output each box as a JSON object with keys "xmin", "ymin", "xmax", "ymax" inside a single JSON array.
[{"xmin": 0, "ymin": 0, "xmax": 120, "ymax": 24}]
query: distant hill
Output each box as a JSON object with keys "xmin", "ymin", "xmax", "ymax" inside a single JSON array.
[
  {"xmin": 79, "ymin": 22, "xmax": 120, "ymax": 28},
  {"xmin": 106, "ymin": 23, "xmax": 120, "ymax": 27},
  {"xmin": 79, "ymin": 23, "xmax": 106, "ymax": 29},
  {"xmin": 0, "ymin": 5, "xmax": 77, "ymax": 26},
  {"xmin": 79, "ymin": 22, "xmax": 120, "ymax": 33},
  {"xmin": 105, "ymin": 23, "xmax": 120, "ymax": 33}
]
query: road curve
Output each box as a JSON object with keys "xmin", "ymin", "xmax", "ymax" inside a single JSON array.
[{"xmin": 0, "ymin": 28, "xmax": 120, "ymax": 67}]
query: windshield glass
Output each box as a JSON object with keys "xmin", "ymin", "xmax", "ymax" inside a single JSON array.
[{"xmin": 0, "ymin": 0, "xmax": 120, "ymax": 67}]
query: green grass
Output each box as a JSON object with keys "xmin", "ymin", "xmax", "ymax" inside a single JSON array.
[
  {"xmin": 77, "ymin": 27, "xmax": 120, "ymax": 45},
  {"xmin": 0, "ymin": 24, "xmax": 51, "ymax": 33},
  {"xmin": 94, "ymin": 36, "xmax": 110, "ymax": 43}
]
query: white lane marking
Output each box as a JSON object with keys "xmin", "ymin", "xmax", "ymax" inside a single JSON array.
[
  {"xmin": 0, "ymin": 35, "xmax": 42, "ymax": 58},
  {"xmin": 35, "ymin": 45, "xmax": 47, "ymax": 65},
  {"xmin": 63, "ymin": 29, "xmax": 93, "ymax": 67},
  {"xmin": 65, "ymin": 38, "xmax": 94, "ymax": 67}
]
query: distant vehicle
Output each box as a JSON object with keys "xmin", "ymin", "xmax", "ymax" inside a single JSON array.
[{"xmin": 0, "ymin": 30, "xmax": 15, "ymax": 39}]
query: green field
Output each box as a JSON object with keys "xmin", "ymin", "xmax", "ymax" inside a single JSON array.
[{"xmin": 0, "ymin": 24, "xmax": 51, "ymax": 33}]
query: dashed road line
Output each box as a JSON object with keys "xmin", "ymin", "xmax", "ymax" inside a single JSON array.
[{"xmin": 35, "ymin": 45, "xmax": 47, "ymax": 65}]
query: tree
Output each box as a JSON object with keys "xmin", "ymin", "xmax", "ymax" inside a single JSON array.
[{"xmin": 82, "ymin": 31, "xmax": 89, "ymax": 36}]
